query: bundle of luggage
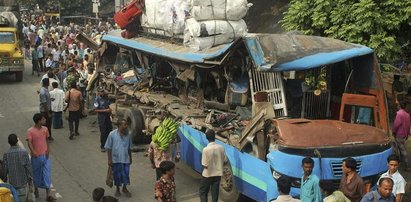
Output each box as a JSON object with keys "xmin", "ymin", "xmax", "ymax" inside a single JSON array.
[
  {"xmin": 184, "ymin": 0, "xmax": 249, "ymax": 50},
  {"xmin": 115, "ymin": 0, "xmax": 251, "ymax": 50}
]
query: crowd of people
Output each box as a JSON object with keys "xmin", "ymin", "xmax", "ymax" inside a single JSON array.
[
  {"xmin": 0, "ymin": 8, "xmax": 409, "ymax": 202},
  {"xmin": 272, "ymin": 155, "xmax": 406, "ymax": 202},
  {"xmin": 20, "ymin": 11, "xmax": 117, "ymax": 143}
]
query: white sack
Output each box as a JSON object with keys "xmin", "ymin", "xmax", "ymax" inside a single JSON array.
[
  {"xmin": 0, "ymin": 12, "xmax": 18, "ymax": 28},
  {"xmin": 143, "ymin": 0, "xmax": 190, "ymax": 35},
  {"xmin": 191, "ymin": 0, "xmax": 250, "ymax": 21},
  {"xmin": 184, "ymin": 18, "xmax": 247, "ymax": 50},
  {"xmin": 185, "ymin": 34, "xmax": 236, "ymax": 50}
]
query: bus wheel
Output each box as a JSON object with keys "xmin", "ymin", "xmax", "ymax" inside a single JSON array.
[
  {"xmin": 219, "ymin": 162, "xmax": 239, "ymax": 201},
  {"xmin": 123, "ymin": 108, "xmax": 144, "ymax": 144}
]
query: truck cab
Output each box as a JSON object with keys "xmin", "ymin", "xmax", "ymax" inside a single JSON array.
[
  {"xmin": 0, "ymin": 11, "xmax": 24, "ymax": 82},
  {"xmin": 95, "ymin": 31, "xmax": 392, "ymax": 201}
]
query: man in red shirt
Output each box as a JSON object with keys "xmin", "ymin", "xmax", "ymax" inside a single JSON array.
[
  {"xmin": 393, "ymin": 101, "xmax": 411, "ymax": 170},
  {"xmin": 27, "ymin": 113, "xmax": 56, "ymax": 201}
]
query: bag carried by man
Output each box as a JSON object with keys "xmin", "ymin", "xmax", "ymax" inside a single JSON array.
[
  {"xmin": 64, "ymin": 90, "xmax": 71, "ymax": 120},
  {"xmin": 106, "ymin": 165, "xmax": 113, "ymax": 188}
]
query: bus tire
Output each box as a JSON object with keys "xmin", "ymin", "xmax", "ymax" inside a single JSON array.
[
  {"xmin": 219, "ymin": 162, "xmax": 240, "ymax": 201},
  {"xmin": 123, "ymin": 108, "xmax": 144, "ymax": 144},
  {"xmin": 15, "ymin": 71, "xmax": 23, "ymax": 82}
]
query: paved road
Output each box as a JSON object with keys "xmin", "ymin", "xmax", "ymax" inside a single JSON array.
[{"xmin": 0, "ymin": 60, "xmax": 205, "ymax": 202}]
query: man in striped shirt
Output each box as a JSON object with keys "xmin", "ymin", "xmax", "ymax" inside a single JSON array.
[{"xmin": 3, "ymin": 134, "xmax": 33, "ymax": 202}]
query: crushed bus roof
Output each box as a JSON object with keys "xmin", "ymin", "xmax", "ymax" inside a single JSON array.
[
  {"xmin": 274, "ymin": 119, "xmax": 389, "ymax": 148},
  {"xmin": 101, "ymin": 30, "xmax": 237, "ymax": 63},
  {"xmin": 102, "ymin": 30, "xmax": 374, "ymax": 71}
]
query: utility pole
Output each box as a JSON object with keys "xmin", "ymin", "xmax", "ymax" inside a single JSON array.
[
  {"xmin": 115, "ymin": 0, "xmax": 128, "ymax": 12},
  {"xmin": 92, "ymin": 0, "xmax": 100, "ymax": 19},
  {"xmin": 115, "ymin": 0, "xmax": 121, "ymax": 12}
]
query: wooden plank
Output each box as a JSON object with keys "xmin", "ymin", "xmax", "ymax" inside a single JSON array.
[{"xmin": 238, "ymin": 109, "xmax": 266, "ymax": 149}]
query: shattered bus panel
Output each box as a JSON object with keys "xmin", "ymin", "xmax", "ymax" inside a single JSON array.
[{"xmin": 91, "ymin": 30, "xmax": 392, "ymax": 201}]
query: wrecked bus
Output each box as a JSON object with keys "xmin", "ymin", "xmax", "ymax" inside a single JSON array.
[{"xmin": 95, "ymin": 31, "xmax": 392, "ymax": 201}]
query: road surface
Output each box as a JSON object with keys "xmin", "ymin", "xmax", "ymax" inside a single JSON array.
[{"xmin": 0, "ymin": 60, "xmax": 207, "ymax": 202}]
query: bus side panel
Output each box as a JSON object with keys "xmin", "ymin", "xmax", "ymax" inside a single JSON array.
[
  {"xmin": 178, "ymin": 124, "xmax": 278, "ymax": 202},
  {"xmin": 223, "ymin": 144, "xmax": 278, "ymax": 202},
  {"xmin": 178, "ymin": 125, "xmax": 207, "ymax": 173}
]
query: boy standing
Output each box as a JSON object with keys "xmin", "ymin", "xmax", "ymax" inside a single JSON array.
[
  {"xmin": 378, "ymin": 154, "xmax": 406, "ymax": 202},
  {"xmin": 26, "ymin": 113, "xmax": 56, "ymax": 201},
  {"xmin": 300, "ymin": 157, "xmax": 322, "ymax": 202},
  {"xmin": 393, "ymin": 101, "xmax": 411, "ymax": 170},
  {"xmin": 199, "ymin": 130, "xmax": 227, "ymax": 202},
  {"xmin": 50, "ymin": 82, "xmax": 65, "ymax": 129},
  {"xmin": 105, "ymin": 119, "xmax": 132, "ymax": 197},
  {"xmin": 3, "ymin": 134, "xmax": 33, "ymax": 202},
  {"xmin": 94, "ymin": 87, "xmax": 112, "ymax": 152}
]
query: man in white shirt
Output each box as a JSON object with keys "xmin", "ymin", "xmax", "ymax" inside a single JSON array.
[
  {"xmin": 30, "ymin": 24, "xmax": 36, "ymax": 34},
  {"xmin": 199, "ymin": 130, "xmax": 227, "ymax": 202},
  {"xmin": 52, "ymin": 47, "xmax": 61, "ymax": 63},
  {"xmin": 271, "ymin": 176, "xmax": 300, "ymax": 202},
  {"xmin": 41, "ymin": 71, "xmax": 60, "ymax": 90},
  {"xmin": 377, "ymin": 154, "xmax": 406, "ymax": 202},
  {"xmin": 22, "ymin": 23, "xmax": 29, "ymax": 37},
  {"xmin": 37, "ymin": 28, "xmax": 45, "ymax": 40},
  {"xmin": 50, "ymin": 82, "xmax": 65, "ymax": 129},
  {"xmin": 37, "ymin": 44, "xmax": 44, "ymax": 72},
  {"xmin": 45, "ymin": 54, "xmax": 53, "ymax": 69}
]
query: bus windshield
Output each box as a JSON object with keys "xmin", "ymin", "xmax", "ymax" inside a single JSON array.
[{"xmin": 0, "ymin": 32, "xmax": 15, "ymax": 44}]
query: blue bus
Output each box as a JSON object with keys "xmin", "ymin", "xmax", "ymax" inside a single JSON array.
[{"xmin": 98, "ymin": 31, "xmax": 392, "ymax": 201}]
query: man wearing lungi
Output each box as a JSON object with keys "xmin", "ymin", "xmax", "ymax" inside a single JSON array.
[
  {"xmin": 27, "ymin": 113, "xmax": 56, "ymax": 201},
  {"xmin": 105, "ymin": 119, "xmax": 132, "ymax": 197}
]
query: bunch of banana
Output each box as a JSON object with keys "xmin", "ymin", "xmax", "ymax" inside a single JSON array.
[{"xmin": 152, "ymin": 117, "xmax": 179, "ymax": 150}]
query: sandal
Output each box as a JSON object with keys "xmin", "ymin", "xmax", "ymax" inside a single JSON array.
[
  {"xmin": 46, "ymin": 195, "xmax": 57, "ymax": 201},
  {"xmin": 34, "ymin": 189, "xmax": 39, "ymax": 198},
  {"xmin": 122, "ymin": 188, "xmax": 132, "ymax": 197}
]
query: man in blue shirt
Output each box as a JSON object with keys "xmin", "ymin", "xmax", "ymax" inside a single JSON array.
[
  {"xmin": 39, "ymin": 78, "xmax": 54, "ymax": 141},
  {"xmin": 94, "ymin": 87, "xmax": 112, "ymax": 152},
  {"xmin": 300, "ymin": 157, "xmax": 322, "ymax": 202},
  {"xmin": 360, "ymin": 177, "xmax": 395, "ymax": 202},
  {"xmin": 105, "ymin": 119, "xmax": 132, "ymax": 198}
]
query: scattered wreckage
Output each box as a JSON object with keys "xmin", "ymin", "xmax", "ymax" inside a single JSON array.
[{"xmin": 81, "ymin": 31, "xmax": 392, "ymax": 201}]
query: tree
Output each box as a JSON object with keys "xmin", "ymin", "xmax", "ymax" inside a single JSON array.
[{"xmin": 281, "ymin": 0, "xmax": 411, "ymax": 62}]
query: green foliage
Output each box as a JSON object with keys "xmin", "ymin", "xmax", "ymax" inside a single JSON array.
[{"xmin": 281, "ymin": 0, "xmax": 411, "ymax": 62}]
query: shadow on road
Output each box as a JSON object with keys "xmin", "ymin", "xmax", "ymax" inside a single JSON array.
[{"xmin": 0, "ymin": 74, "xmax": 19, "ymax": 84}]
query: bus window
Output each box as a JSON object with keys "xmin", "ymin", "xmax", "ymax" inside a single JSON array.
[
  {"xmin": 343, "ymin": 106, "xmax": 375, "ymax": 126},
  {"xmin": 339, "ymin": 93, "xmax": 378, "ymax": 127}
]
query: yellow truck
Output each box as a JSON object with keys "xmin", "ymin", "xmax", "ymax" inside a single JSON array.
[{"xmin": 0, "ymin": 6, "xmax": 24, "ymax": 82}]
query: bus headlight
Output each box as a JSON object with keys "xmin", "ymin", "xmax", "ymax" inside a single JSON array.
[{"xmin": 13, "ymin": 60, "xmax": 21, "ymax": 65}]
